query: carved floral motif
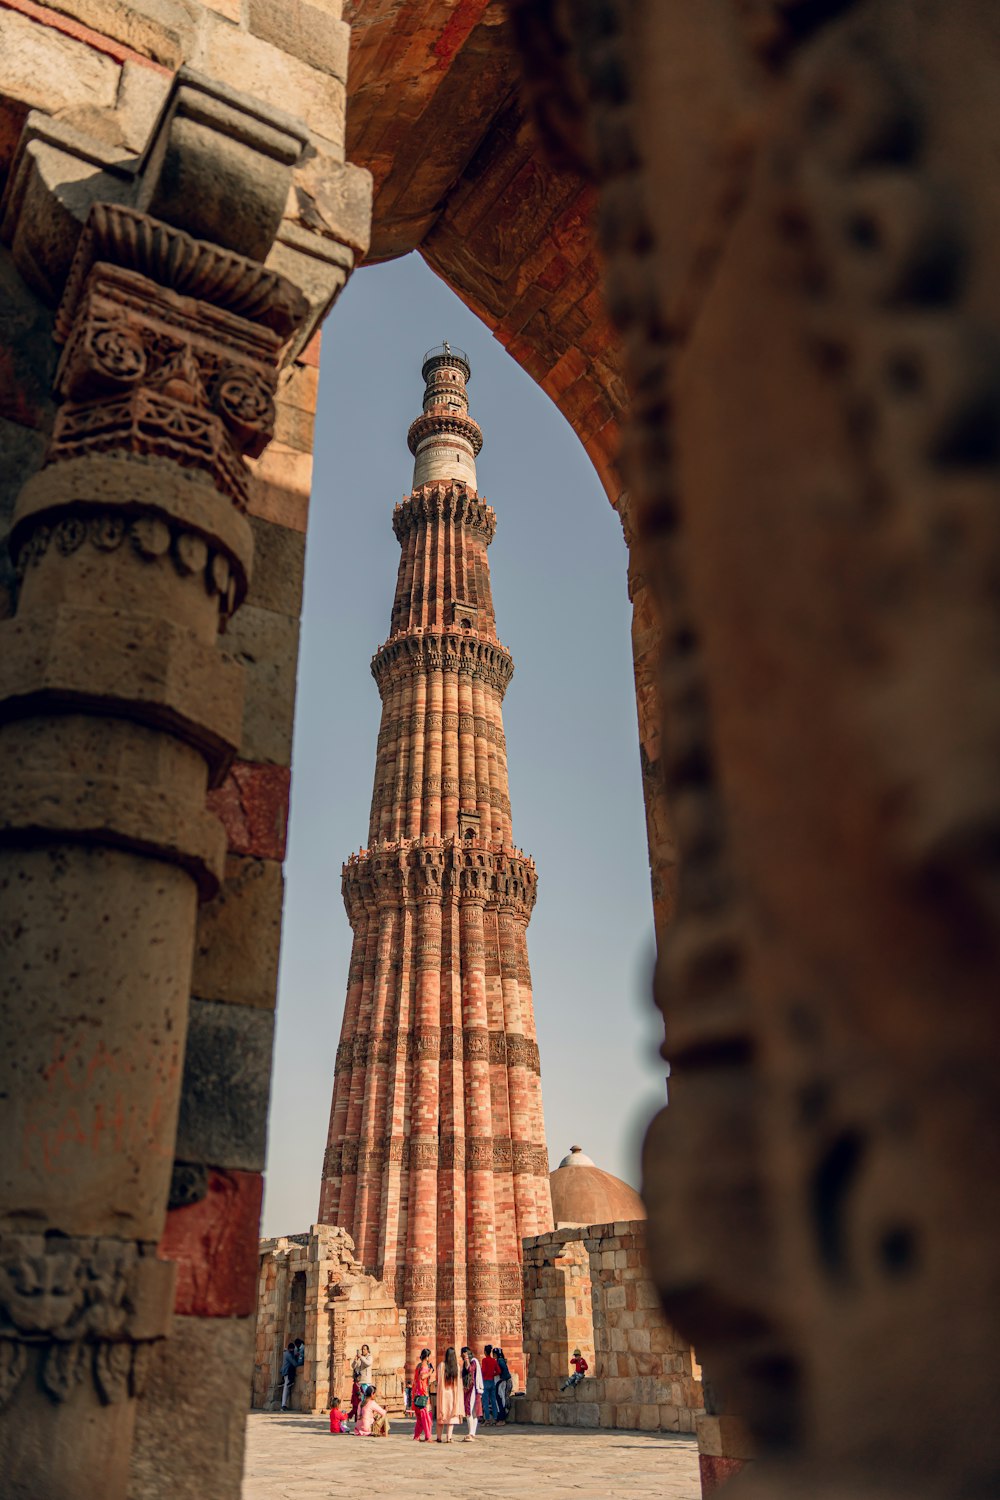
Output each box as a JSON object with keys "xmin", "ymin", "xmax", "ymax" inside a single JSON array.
[{"xmin": 0, "ymin": 1234, "xmax": 173, "ymax": 1410}]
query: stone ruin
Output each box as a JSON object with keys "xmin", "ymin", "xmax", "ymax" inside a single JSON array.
[
  {"xmin": 1, "ymin": 4, "xmax": 998, "ymax": 1500},
  {"xmin": 519, "ymin": 1221, "xmax": 703, "ymax": 1437},
  {"xmin": 252, "ymin": 1226, "xmax": 406, "ymax": 1415}
]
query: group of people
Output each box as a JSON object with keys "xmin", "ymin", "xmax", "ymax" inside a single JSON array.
[
  {"xmin": 408, "ymin": 1343, "xmax": 513, "ymax": 1441},
  {"xmin": 288, "ymin": 1333, "xmax": 587, "ymax": 1438}
]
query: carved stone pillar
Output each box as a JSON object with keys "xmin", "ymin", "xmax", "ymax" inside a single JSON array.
[{"xmin": 0, "ymin": 195, "xmax": 307, "ymax": 1497}]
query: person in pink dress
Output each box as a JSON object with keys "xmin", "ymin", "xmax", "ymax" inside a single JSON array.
[
  {"xmin": 435, "ymin": 1347, "xmax": 463, "ymax": 1443},
  {"xmin": 353, "ymin": 1387, "xmax": 388, "ymax": 1436},
  {"xmin": 411, "ymin": 1348, "xmax": 434, "ymax": 1442}
]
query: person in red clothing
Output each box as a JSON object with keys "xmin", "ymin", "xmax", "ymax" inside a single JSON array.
[
  {"xmin": 329, "ymin": 1397, "xmax": 348, "ymax": 1433},
  {"xmin": 560, "ymin": 1349, "xmax": 589, "ymax": 1390},
  {"xmin": 480, "ymin": 1345, "xmax": 500, "ymax": 1423},
  {"xmin": 412, "ymin": 1347, "xmax": 434, "ymax": 1442}
]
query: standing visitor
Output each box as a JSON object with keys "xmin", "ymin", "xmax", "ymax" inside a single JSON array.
[
  {"xmin": 494, "ymin": 1346, "xmax": 512, "ymax": 1422},
  {"xmin": 358, "ymin": 1343, "xmax": 373, "ymax": 1391},
  {"xmin": 348, "ymin": 1364, "xmax": 363, "ymax": 1422},
  {"xmin": 354, "ymin": 1386, "xmax": 389, "ymax": 1436},
  {"xmin": 560, "ymin": 1349, "xmax": 589, "ymax": 1390},
  {"xmin": 329, "ymin": 1398, "xmax": 349, "ymax": 1434},
  {"xmin": 412, "ymin": 1347, "xmax": 434, "ymax": 1442},
  {"xmin": 435, "ymin": 1347, "xmax": 463, "ymax": 1443},
  {"xmin": 480, "ymin": 1344, "xmax": 499, "ymax": 1423},
  {"xmin": 279, "ymin": 1342, "xmax": 297, "ymax": 1412},
  {"xmin": 461, "ymin": 1346, "xmax": 484, "ymax": 1440}
]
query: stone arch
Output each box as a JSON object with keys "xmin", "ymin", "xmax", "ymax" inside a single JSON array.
[{"xmin": 0, "ymin": 6, "xmax": 998, "ymax": 1500}]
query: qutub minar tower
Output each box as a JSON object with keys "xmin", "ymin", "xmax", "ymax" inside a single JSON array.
[{"xmin": 319, "ymin": 345, "xmax": 553, "ymax": 1371}]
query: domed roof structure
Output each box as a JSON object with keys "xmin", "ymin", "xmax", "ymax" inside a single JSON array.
[{"xmin": 549, "ymin": 1145, "xmax": 646, "ymax": 1228}]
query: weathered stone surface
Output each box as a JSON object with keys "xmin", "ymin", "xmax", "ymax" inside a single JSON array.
[
  {"xmin": 223, "ymin": 603, "xmax": 301, "ymax": 767},
  {"xmin": 519, "ymin": 1220, "xmax": 701, "ymax": 1435},
  {"xmin": 159, "ymin": 1168, "xmax": 263, "ymax": 1317},
  {"xmin": 137, "ymin": 68, "xmax": 311, "ymax": 265},
  {"xmin": 194, "ymin": 13, "xmax": 347, "ymax": 153},
  {"xmin": 247, "ymin": 0, "xmax": 350, "ymax": 81},
  {"xmin": 0, "ymin": 10, "xmax": 122, "ymax": 113},
  {"xmin": 191, "ymin": 853, "xmax": 284, "ymax": 1009},
  {"xmin": 129, "ymin": 1314, "xmax": 255, "ymax": 1500},
  {"xmin": 174, "ymin": 998, "xmax": 275, "ymax": 1172},
  {"xmin": 206, "ymin": 761, "xmax": 291, "ymax": 862},
  {"xmin": 29, "ymin": 0, "xmax": 198, "ymax": 67},
  {"xmin": 247, "ymin": 514, "xmax": 306, "ymax": 616}
]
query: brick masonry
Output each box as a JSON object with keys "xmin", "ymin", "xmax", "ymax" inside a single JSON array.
[
  {"xmin": 318, "ymin": 350, "xmax": 553, "ymax": 1376},
  {"xmin": 519, "ymin": 1220, "xmax": 703, "ymax": 1434}
]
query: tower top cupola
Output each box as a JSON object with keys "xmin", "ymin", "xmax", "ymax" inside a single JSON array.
[{"xmin": 407, "ymin": 342, "xmax": 483, "ymax": 491}]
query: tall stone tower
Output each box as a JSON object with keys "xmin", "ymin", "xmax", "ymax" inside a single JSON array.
[{"xmin": 319, "ymin": 345, "xmax": 553, "ymax": 1371}]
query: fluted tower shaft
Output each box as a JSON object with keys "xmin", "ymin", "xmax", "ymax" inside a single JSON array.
[{"xmin": 319, "ymin": 347, "xmax": 553, "ymax": 1375}]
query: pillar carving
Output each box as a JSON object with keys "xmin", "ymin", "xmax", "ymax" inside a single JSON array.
[{"xmin": 0, "ymin": 65, "xmax": 334, "ymax": 1500}]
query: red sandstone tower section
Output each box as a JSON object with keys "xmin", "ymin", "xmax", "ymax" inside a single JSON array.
[{"xmin": 320, "ymin": 345, "xmax": 553, "ymax": 1373}]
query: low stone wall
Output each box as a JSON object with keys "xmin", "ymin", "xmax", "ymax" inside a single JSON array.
[
  {"xmin": 252, "ymin": 1224, "xmax": 407, "ymax": 1414},
  {"xmin": 519, "ymin": 1220, "xmax": 703, "ymax": 1432}
]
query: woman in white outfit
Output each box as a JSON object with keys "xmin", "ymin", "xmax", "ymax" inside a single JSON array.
[{"xmin": 461, "ymin": 1346, "xmax": 484, "ymax": 1440}]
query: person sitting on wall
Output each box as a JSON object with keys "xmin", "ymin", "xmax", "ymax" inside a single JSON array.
[
  {"xmin": 279, "ymin": 1342, "xmax": 298, "ymax": 1412},
  {"xmin": 329, "ymin": 1397, "xmax": 349, "ymax": 1434},
  {"xmin": 560, "ymin": 1349, "xmax": 589, "ymax": 1390},
  {"xmin": 354, "ymin": 1386, "xmax": 390, "ymax": 1437}
]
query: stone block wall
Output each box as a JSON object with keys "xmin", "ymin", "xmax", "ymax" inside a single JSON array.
[
  {"xmin": 519, "ymin": 1221, "xmax": 702, "ymax": 1433},
  {"xmin": 253, "ymin": 1225, "xmax": 407, "ymax": 1415}
]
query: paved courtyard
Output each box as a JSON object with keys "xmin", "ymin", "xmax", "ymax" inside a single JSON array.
[{"xmin": 243, "ymin": 1411, "xmax": 700, "ymax": 1499}]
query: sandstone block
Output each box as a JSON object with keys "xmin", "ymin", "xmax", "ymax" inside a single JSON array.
[
  {"xmin": 248, "ymin": 0, "xmax": 349, "ymax": 80},
  {"xmin": 224, "ymin": 603, "xmax": 301, "ymax": 766},
  {"xmin": 159, "ymin": 1167, "xmax": 262, "ymax": 1316},
  {"xmin": 248, "ymin": 516, "xmax": 307, "ymax": 617},
  {"xmin": 206, "ymin": 761, "xmax": 290, "ymax": 862},
  {"xmin": 193, "ymin": 14, "xmax": 346, "ymax": 152},
  {"xmin": 0, "ymin": 11, "xmax": 121, "ymax": 112},
  {"xmin": 660, "ymin": 1404, "xmax": 681, "ymax": 1431},
  {"xmin": 37, "ymin": 0, "xmax": 197, "ymax": 65},
  {"xmin": 175, "ymin": 997, "xmax": 275, "ymax": 1170},
  {"xmin": 273, "ymin": 397, "xmax": 316, "ymax": 455},
  {"xmin": 696, "ymin": 1413, "xmax": 754, "ymax": 1460},
  {"xmin": 192, "ymin": 854, "xmax": 283, "ymax": 1009},
  {"xmin": 130, "ymin": 1314, "xmax": 255, "ymax": 1499}
]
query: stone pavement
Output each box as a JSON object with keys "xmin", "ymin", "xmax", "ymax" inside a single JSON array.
[{"xmin": 243, "ymin": 1411, "xmax": 700, "ymax": 1499}]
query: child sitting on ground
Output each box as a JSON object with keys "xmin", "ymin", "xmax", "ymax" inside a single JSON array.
[
  {"xmin": 329, "ymin": 1397, "xmax": 349, "ymax": 1434},
  {"xmin": 560, "ymin": 1349, "xmax": 589, "ymax": 1390}
]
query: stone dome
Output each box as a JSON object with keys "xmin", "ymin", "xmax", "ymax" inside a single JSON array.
[{"xmin": 549, "ymin": 1145, "xmax": 646, "ymax": 1228}]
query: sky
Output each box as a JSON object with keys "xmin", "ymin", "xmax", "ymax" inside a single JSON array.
[{"xmin": 261, "ymin": 252, "xmax": 666, "ymax": 1237}]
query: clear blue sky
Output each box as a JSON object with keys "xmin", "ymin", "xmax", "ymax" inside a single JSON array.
[{"xmin": 261, "ymin": 253, "xmax": 666, "ymax": 1236}]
